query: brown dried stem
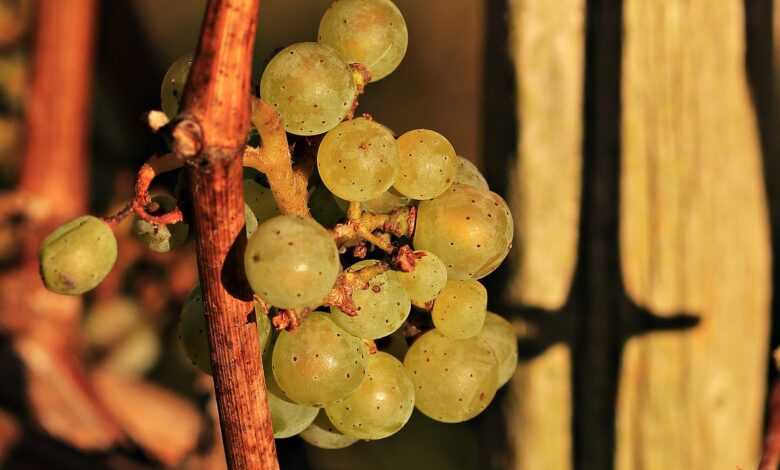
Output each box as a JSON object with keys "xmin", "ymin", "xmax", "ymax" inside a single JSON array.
[
  {"xmin": 761, "ymin": 378, "xmax": 780, "ymax": 470},
  {"xmin": 331, "ymin": 205, "xmax": 417, "ymax": 254},
  {"xmin": 173, "ymin": 0, "xmax": 278, "ymax": 468},
  {"xmin": 244, "ymin": 98, "xmax": 310, "ymax": 218}
]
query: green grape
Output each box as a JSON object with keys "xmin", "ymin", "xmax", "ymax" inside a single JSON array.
[
  {"xmin": 330, "ymin": 260, "xmax": 411, "ymax": 340},
  {"xmin": 391, "ymin": 250, "xmax": 447, "ymax": 304},
  {"xmin": 178, "ymin": 287, "xmax": 272, "ymax": 375},
  {"xmin": 39, "ymin": 215, "xmax": 118, "ymax": 295},
  {"xmin": 244, "ymin": 179, "xmax": 279, "ymax": 225},
  {"xmin": 132, "ymin": 194, "xmax": 189, "ymax": 253},
  {"xmin": 260, "ymin": 42, "xmax": 356, "ymax": 136},
  {"xmin": 317, "ymin": 118, "xmax": 399, "ymax": 202},
  {"xmin": 478, "ymin": 312, "xmax": 518, "ymax": 387},
  {"xmin": 272, "ymin": 312, "xmax": 368, "ymax": 406},
  {"xmin": 326, "ymin": 352, "xmax": 415, "ymax": 440},
  {"xmin": 160, "ymin": 55, "xmax": 192, "ymax": 118},
  {"xmin": 83, "ymin": 297, "xmax": 144, "ymax": 349},
  {"xmin": 431, "ymin": 279, "xmax": 487, "ymax": 340},
  {"xmin": 414, "ymin": 184, "xmax": 513, "ymax": 280},
  {"xmin": 361, "ymin": 188, "xmax": 411, "ymax": 214},
  {"xmin": 310, "ymin": 183, "xmax": 347, "ymax": 227},
  {"xmin": 301, "ymin": 412, "xmax": 358, "ymax": 449},
  {"xmin": 245, "ymin": 203, "xmax": 258, "ymax": 237},
  {"xmin": 454, "ymin": 156, "xmax": 489, "ymax": 191},
  {"xmin": 403, "ymin": 329, "xmax": 497, "ymax": 423},
  {"xmin": 244, "ymin": 215, "xmax": 340, "ymax": 309},
  {"xmin": 318, "ymin": 0, "xmax": 408, "ymax": 82},
  {"xmin": 269, "ymin": 391, "xmax": 319, "ymax": 439},
  {"xmin": 393, "ymin": 129, "xmax": 458, "ymax": 200}
]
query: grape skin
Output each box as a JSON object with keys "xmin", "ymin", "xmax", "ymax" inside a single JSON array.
[
  {"xmin": 454, "ymin": 156, "xmax": 489, "ymax": 191},
  {"xmin": 393, "ymin": 129, "xmax": 458, "ymax": 200},
  {"xmin": 361, "ymin": 188, "xmax": 411, "ymax": 214},
  {"xmin": 331, "ymin": 260, "xmax": 411, "ymax": 340},
  {"xmin": 269, "ymin": 391, "xmax": 319, "ymax": 439},
  {"xmin": 301, "ymin": 412, "xmax": 358, "ymax": 449},
  {"xmin": 414, "ymin": 184, "xmax": 513, "ymax": 280},
  {"xmin": 244, "ymin": 215, "xmax": 340, "ymax": 309},
  {"xmin": 403, "ymin": 329, "xmax": 497, "ymax": 423},
  {"xmin": 260, "ymin": 42, "xmax": 356, "ymax": 136},
  {"xmin": 431, "ymin": 279, "xmax": 487, "ymax": 340},
  {"xmin": 390, "ymin": 250, "xmax": 447, "ymax": 304},
  {"xmin": 178, "ymin": 287, "xmax": 271, "ymax": 375},
  {"xmin": 478, "ymin": 312, "xmax": 518, "ymax": 387},
  {"xmin": 39, "ymin": 215, "xmax": 118, "ymax": 295},
  {"xmin": 317, "ymin": 118, "xmax": 400, "ymax": 202},
  {"xmin": 160, "ymin": 55, "xmax": 192, "ymax": 118},
  {"xmin": 326, "ymin": 352, "xmax": 415, "ymax": 440},
  {"xmin": 272, "ymin": 312, "xmax": 368, "ymax": 406},
  {"xmin": 244, "ymin": 179, "xmax": 279, "ymax": 225},
  {"xmin": 318, "ymin": 0, "xmax": 408, "ymax": 82}
]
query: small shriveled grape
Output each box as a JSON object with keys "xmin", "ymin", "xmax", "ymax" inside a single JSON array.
[
  {"xmin": 403, "ymin": 329, "xmax": 497, "ymax": 423},
  {"xmin": 260, "ymin": 42, "xmax": 356, "ymax": 136},
  {"xmin": 414, "ymin": 184, "xmax": 513, "ymax": 279},
  {"xmin": 391, "ymin": 250, "xmax": 447, "ymax": 304},
  {"xmin": 318, "ymin": 0, "xmax": 408, "ymax": 82},
  {"xmin": 39, "ymin": 215, "xmax": 117, "ymax": 295},
  {"xmin": 272, "ymin": 312, "xmax": 368, "ymax": 406},
  {"xmin": 132, "ymin": 194, "xmax": 188, "ymax": 253},
  {"xmin": 431, "ymin": 279, "xmax": 487, "ymax": 340},
  {"xmin": 317, "ymin": 117, "xmax": 399, "ymax": 202},
  {"xmin": 330, "ymin": 260, "xmax": 411, "ymax": 340},
  {"xmin": 160, "ymin": 55, "xmax": 192, "ymax": 118},
  {"xmin": 244, "ymin": 215, "xmax": 340, "ymax": 309},
  {"xmin": 394, "ymin": 129, "xmax": 458, "ymax": 200},
  {"xmin": 326, "ymin": 352, "xmax": 415, "ymax": 440}
]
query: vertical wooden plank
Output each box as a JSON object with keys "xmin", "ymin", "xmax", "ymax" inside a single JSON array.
[
  {"xmin": 505, "ymin": 1, "xmax": 584, "ymax": 469},
  {"xmin": 617, "ymin": 1, "xmax": 770, "ymax": 469}
]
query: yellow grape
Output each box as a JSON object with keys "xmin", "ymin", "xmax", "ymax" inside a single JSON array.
[
  {"xmin": 394, "ymin": 129, "xmax": 458, "ymax": 200},
  {"xmin": 431, "ymin": 279, "xmax": 487, "ymax": 340},
  {"xmin": 478, "ymin": 312, "xmax": 518, "ymax": 387}
]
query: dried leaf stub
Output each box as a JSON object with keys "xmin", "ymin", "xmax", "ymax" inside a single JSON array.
[
  {"xmin": 92, "ymin": 370, "xmax": 202, "ymax": 467},
  {"xmin": 15, "ymin": 338, "xmax": 122, "ymax": 450}
]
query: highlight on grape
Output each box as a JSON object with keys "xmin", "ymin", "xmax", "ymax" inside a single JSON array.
[{"xmin": 37, "ymin": 0, "xmax": 518, "ymax": 449}]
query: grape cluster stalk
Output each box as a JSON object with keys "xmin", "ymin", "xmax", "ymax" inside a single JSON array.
[{"xmin": 36, "ymin": 0, "xmax": 519, "ymax": 465}]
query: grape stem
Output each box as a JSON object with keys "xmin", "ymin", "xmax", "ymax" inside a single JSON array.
[
  {"xmin": 243, "ymin": 98, "xmax": 311, "ymax": 218},
  {"xmin": 331, "ymin": 205, "xmax": 417, "ymax": 254}
]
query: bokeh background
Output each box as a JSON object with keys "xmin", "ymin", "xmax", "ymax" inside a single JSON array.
[{"xmin": 0, "ymin": 0, "xmax": 779, "ymax": 469}]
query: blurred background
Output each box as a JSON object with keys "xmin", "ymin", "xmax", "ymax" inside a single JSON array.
[{"xmin": 0, "ymin": 0, "xmax": 777, "ymax": 469}]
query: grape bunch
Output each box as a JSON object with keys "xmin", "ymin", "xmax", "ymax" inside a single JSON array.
[{"xmin": 37, "ymin": 0, "xmax": 518, "ymax": 450}]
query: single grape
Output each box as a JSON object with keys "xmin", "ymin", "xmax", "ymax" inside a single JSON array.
[
  {"xmin": 301, "ymin": 412, "xmax": 358, "ymax": 449},
  {"xmin": 317, "ymin": 117, "xmax": 400, "ymax": 202},
  {"xmin": 244, "ymin": 179, "xmax": 279, "ymax": 225},
  {"xmin": 260, "ymin": 42, "xmax": 356, "ymax": 136},
  {"xmin": 454, "ymin": 156, "xmax": 489, "ymax": 191},
  {"xmin": 160, "ymin": 55, "xmax": 192, "ymax": 118},
  {"xmin": 272, "ymin": 312, "xmax": 368, "ymax": 406},
  {"xmin": 362, "ymin": 188, "xmax": 411, "ymax": 214},
  {"xmin": 269, "ymin": 391, "xmax": 319, "ymax": 439},
  {"xmin": 477, "ymin": 312, "xmax": 518, "ymax": 387},
  {"xmin": 431, "ymin": 279, "xmax": 487, "ymax": 340},
  {"xmin": 244, "ymin": 215, "xmax": 340, "ymax": 309},
  {"xmin": 403, "ymin": 329, "xmax": 497, "ymax": 423},
  {"xmin": 393, "ymin": 129, "xmax": 458, "ymax": 200},
  {"xmin": 318, "ymin": 0, "xmax": 407, "ymax": 82},
  {"xmin": 414, "ymin": 184, "xmax": 513, "ymax": 279},
  {"xmin": 330, "ymin": 260, "xmax": 411, "ymax": 340},
  {"xmin": 326, "ymin": 352, "xmax": 415, "ymax": 440},
  {"xmin": 83, "ymin": 297, "xmax": 144, "ymax": 349},
  {"xmin": 245, "ymin": 203, "xmax": 258, "ymax": 237},
  {"xmin": 310, "ymin": 183, "xmax": 347, "ymax": 227},
  {"xmin": 39, "ymin": 215, "xmax": 117, "ymax": 295},
  {"xmin": 391, "ymin": 250, "xmax": 447, "ymax": 304},
  {"xmin": 178, "ymin": 287, "xmax": 272, "ymax": 375},
  {"xmin": 132, "ymin": 194, "xmax": 189, "ymax": 253}
]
